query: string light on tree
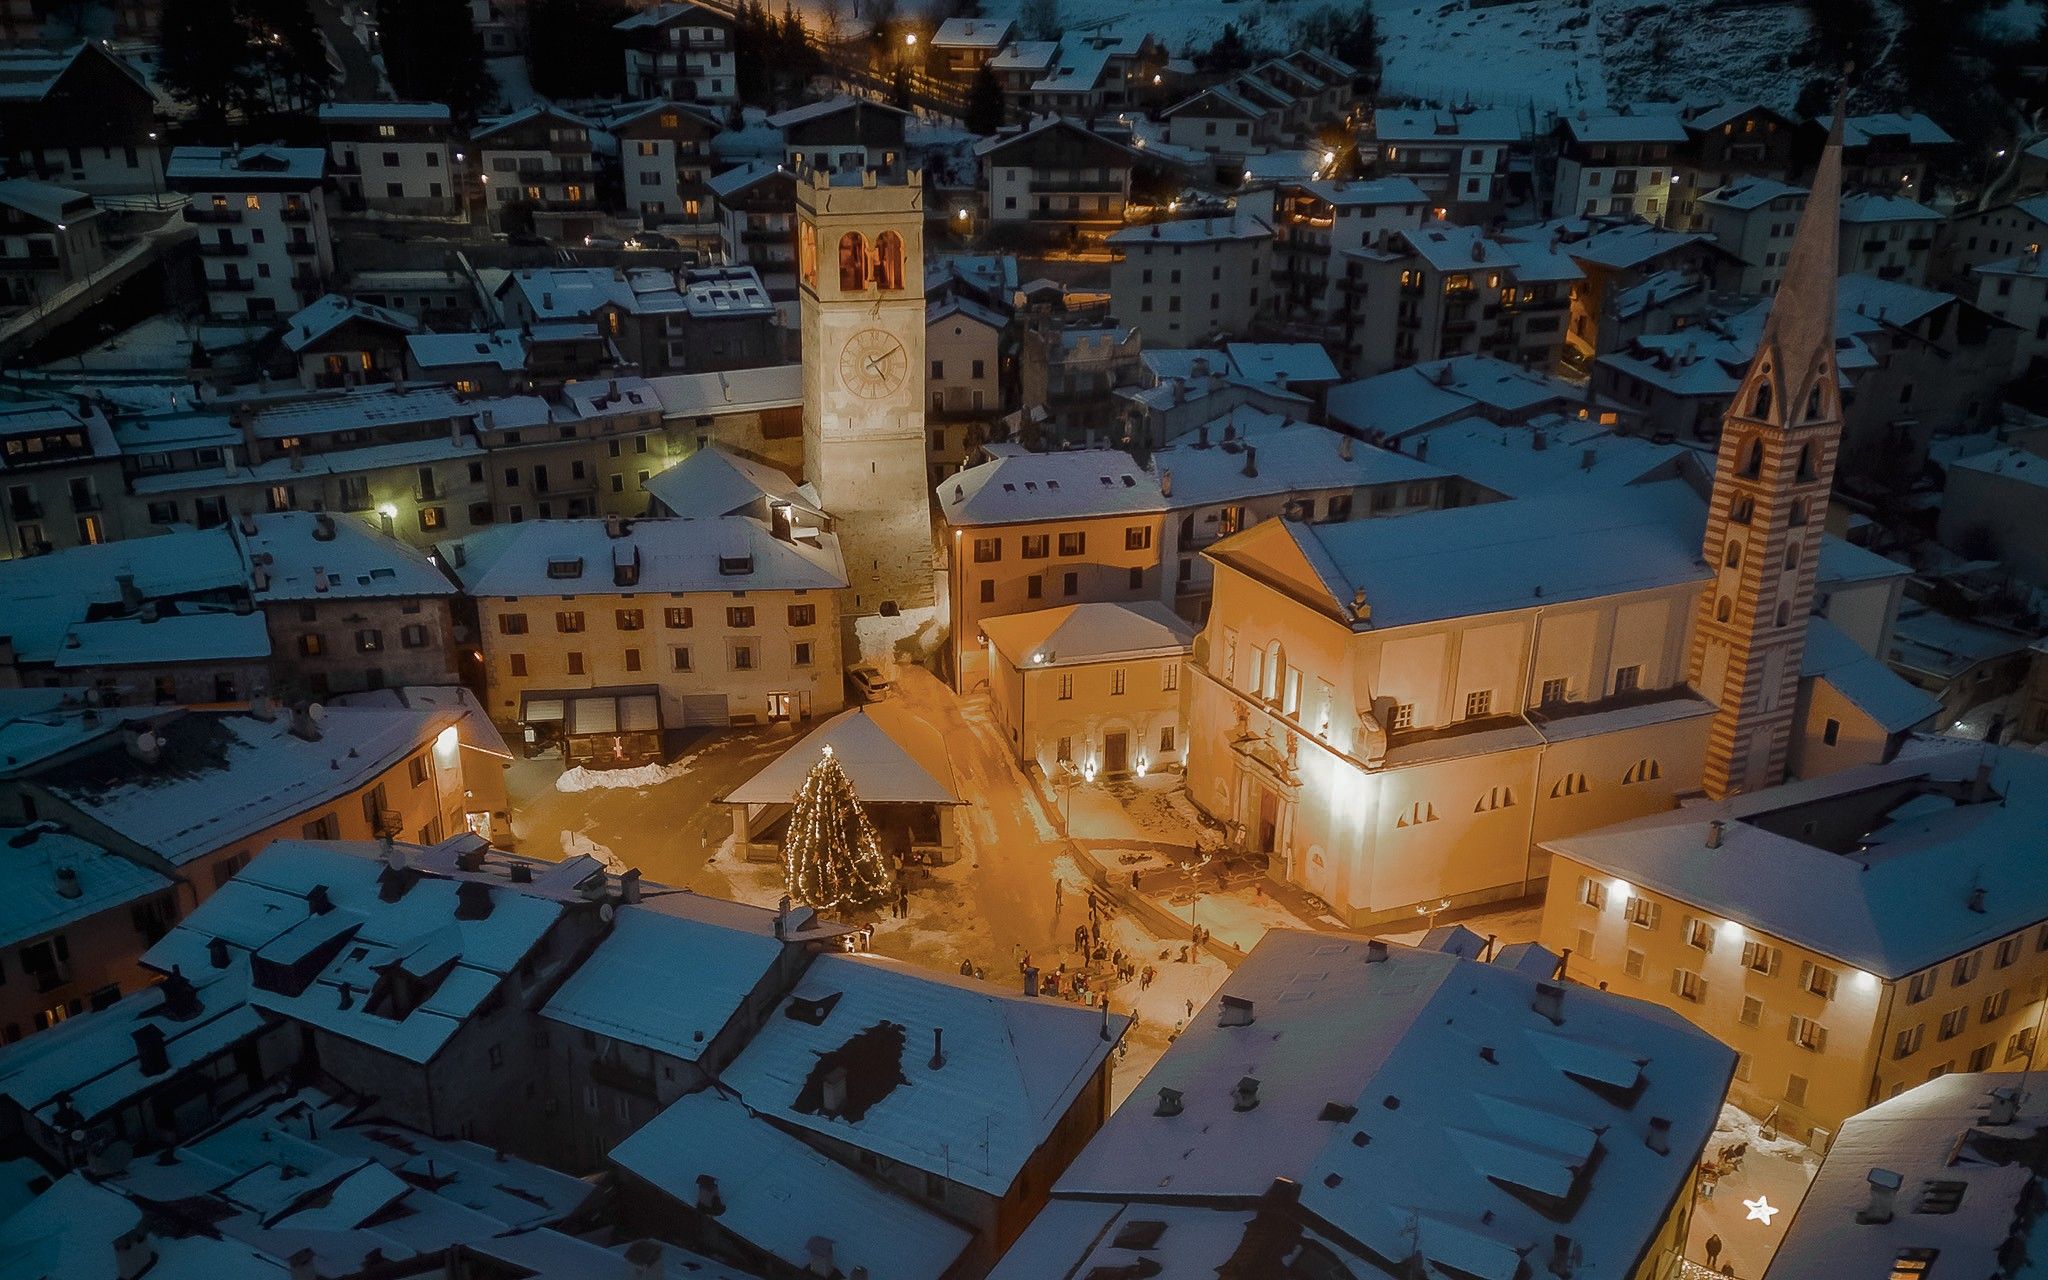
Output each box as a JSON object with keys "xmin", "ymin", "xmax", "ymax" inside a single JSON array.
[{"xmin": 781, "ymin": 745, "xmax": 896, "ymax": 910}]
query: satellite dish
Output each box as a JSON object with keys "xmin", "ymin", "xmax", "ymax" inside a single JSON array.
[{"xmin": 599, "ymin": 902, "xmax": 616, "ymax": 923}]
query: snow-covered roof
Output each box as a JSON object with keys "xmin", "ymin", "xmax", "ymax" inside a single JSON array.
[
  {"xmin": 1224, "ymin": 342, "xmax": 1340, "ymax": 386},
  {"xmin": 405, "ymin": 328, "xmax": 527, "ymax": 371},
  {"xmin": 1815, "ymin": 534, "xmax": 1910, "ymax": 589},
  {"xmin": 1107, "ymin": 211, "xmax": 1269, "ymax": 246},
  {"xmin": 0, "ymin": 176, "xmax": 92, "ymax": 227},
  {"xmin": 0, "ymin": 42, "xmax": 150, "ymax": 103},
  {"xmin": 33, "ymin": 705, "xmax": 471, "ymax": 867},
  {"xmin": 982, "ymin": 600, "xmax": 1194, "ymax": 670},
  {"xmin": 643, "ymin": 364, "xmax": 802, "ymax": 421},
  {"xmin": 158, "ymin": 841, "xmax": 564, "ymax": 1064},
  {"xmin": 1025, "ymin": 930, "xmax": 1730, "ymax": 1279},
  {"xmin": 1141, "ymin": 347, "xmax": 1230, "ymax": 383},
  {"xmin": 0, "ymin": 526, "xmax": 251, "ymax": 664},
  {"xmin": 167, "ymin": 145, "xmax": 325, "ymax": 185},
  {"xmin": 925, "ymin": 293, "xmax": 1007, "ymax": 333},
  {"xmin": 1550, "ymin": 743, "xmax": 2048, "ymax": 978},
  {"xmin": 1801, "ymin": 616, "xmax": 1939, "ymax": 733},
  {"xmin": 1402, "ymin": 415, "xmax": 1691, "ymax": 499},
  {"xmin": 931, "ymin": 16, "xmax": 1013, "ymax": 48},
  {"xmin": 234, "ymin": 511, "xmax": 455, "ymax": 601},
  {"xmin": 1886, "ymin": 603, "xmax": 2035, "ymax": 683},
  {"xmin": 719, "ymin": 952, "xmax": 1125, "ymax": 1196},
  {"xmin": 1156, "ymin": 416, "xmax": 1447, "ymax": 508},
  {"xmin": 988, "ymin": 41, "xmax": 1057, "ymax": 72},
  {"xmin": 642, "ymin": 444, "xmax": 813, "ymax": 519},
  {"xmin": 1560, "ymin": 111, "xmax": 1690, "ymax": 144},
  {"xmin": 1221, "ymin": 480, "xmax": 1708, "ymax": 630},
  {"xmin": 1701, "ymin": 175, "xmax": 1806, "ymax": 211},
  {"xmin": 317, "ymin": 101, "xmax": 451, "ymax": 123},
  {"xmin": 1839, "ymin": 190, "xmax": 1939, "ymax": 224},
  {"xmin": 611, "ymin": 1090, "xmax": 973, "ymax": 1280},
  {"xmin": 613, "ymin": 0, "xmax": 721, "ymax": 30},
  {"xmin": 1840, "ymin": 112, "xmax": 1955, "ymax": 148},
  {"xmin": 724, "ymin": 707, "xmax": 960, "ymax": 807},
  {"xmin": 0, "ymin": 824, "xmax": 171, "ymax": 950},
  {"xmin": 1947, "ymin": 444, "xmax": 2048, "ymax": 490},
  {"xmin": 499, "ymin": 264, "xmax": 773, "ymax": 321},
  {"xmin": 1973, "ymin": 251, "xmax": 2048, "ymax": 280},
  {"xmin": 0, "ymin": 396, "xmax": 118, "ymax": 470},
  {"xmin": 1399, "ymin": 222, "xmax": 1583, "ymax": 283},
  {"xmin": 1327, "ymin": 355, "xmax": 1596, "ymax": 437},
  {"xmin": 1373, "ymin": 107, "xmax": 1523, "ymax": 144},
  {"xmin": 53, "ymin": 612, "xmax": 270, "ymax": 668},
  {"xmin": 1764, "ymin": 1071, "xmax": 2044, "ymax": 1280},
  {"xmin": 0, "ymin": 1177, "xmax": 289, "ymax": 1280},
  {"xmin": 940, "ymin": 447, "xmax": 1165, "ymax": 526},
  {"xmin": 972, "ymin": 115, "xmax": 1140, "ymax": 164},
  {"xmin": 0, "ymin": 689, "xmax": 160, "ymax": 775},
  {"xmin": 542, "ymin": 899, "xmax": 785, "ymax": 1062},
  {"xmin": 766, "ymin": 93, "xmax": 908, "ymax": 132},
  {"xmin": 440, "ymin": 514, "xmax": 844, "ymax": 597},
  {"xmin": 471, "ymin": 103, "xmax": 597, "ymax": 143},
  {"xmin": 247, "ymin": 384, "xmax": 536, "ymax": 440},
  {"xmin": 1238, "ymin": 149, "xmax": 1323, "ymax": 183},
  {"xmin": 705, "ymin": 159, "xmax": 787, "ymax": 199},
  {"xmin": 1526, "ymin": 214, "xmax": 1718, "ymax": 270},
  {"xmin": 280, "ymin": 293, "xmax": 421, "ymax": 353}
]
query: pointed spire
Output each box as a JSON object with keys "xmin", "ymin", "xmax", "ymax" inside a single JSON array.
[{"xmin": 1749, "ymin": 87, "xmax": 1847, "ymax": 426}]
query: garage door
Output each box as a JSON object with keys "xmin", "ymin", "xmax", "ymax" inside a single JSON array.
[{"xmin": 679, "ymin": 693, "xmax": 730, "ymax": 726}]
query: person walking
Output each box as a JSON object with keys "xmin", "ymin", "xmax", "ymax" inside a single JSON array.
[{"xmin": 1704, "ymin": 1234, "xmax": 1723, "ymax": 1271}]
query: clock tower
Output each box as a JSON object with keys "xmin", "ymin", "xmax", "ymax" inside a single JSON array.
[{"xmin": 797, "ymin": 166, "xmax": 935, "ymax": 621}]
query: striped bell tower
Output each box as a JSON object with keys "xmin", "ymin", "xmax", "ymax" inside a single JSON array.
[{"xmin": 1690, "ymin": 104, "xmax": 1845, "ymax": 799}]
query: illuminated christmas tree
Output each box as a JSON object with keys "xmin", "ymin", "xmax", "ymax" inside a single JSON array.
[{"xmin": 782, "ymin": 745, "xmax": 895, "ymax": 909}]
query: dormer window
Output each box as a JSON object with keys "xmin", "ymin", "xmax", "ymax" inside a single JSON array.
[
  {"xmin": 546, "ymin": 557, "xmax": 584, "ymax": 579},
  {"xmin": 718, "ymin": 553, "xmax": 754, "ymax": 575}
]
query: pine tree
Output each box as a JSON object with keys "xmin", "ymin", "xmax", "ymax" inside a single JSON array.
[
  {"xmin": 965, "ymin": 63, "xmax": 1004, "ymax": 135},
  {"xmin": 251, "ymin": 0, "xmax": 332, "ymax": 115},
  {"xmin": 781, "ymin": 746, "xmax": 896, "ymax": 910},
  {"xmin": 158, "ymin": 0, "xmax": 259, "ymax": 124},
  {"xmin": 379, "ymin": 0, "xmax": 495, "ymax": 120},
  {"xmin": 1020, "ymin": 0, "xmax": 1058, "ymax": 41}
]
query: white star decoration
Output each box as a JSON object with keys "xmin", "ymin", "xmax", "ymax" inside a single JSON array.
[{"xmin": 1744, "ymin": 1194, "xmax": 1779, "ymax": 1225}]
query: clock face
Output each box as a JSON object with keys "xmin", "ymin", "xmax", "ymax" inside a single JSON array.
[{"xmin": 838, "ymin": 327, "xmax": 909, "ymax": 400}]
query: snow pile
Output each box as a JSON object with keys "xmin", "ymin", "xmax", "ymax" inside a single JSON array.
[
  {"xmin": 561, "ymin": 829, "xmax": 627, "ymax": 874},
  {"xmin": 853, "ymin": 604, "xmax": 944, "ymax": 669},
  {"xmin": 554, "ymin": 755, "xmax": 699, "ymax": 793}
]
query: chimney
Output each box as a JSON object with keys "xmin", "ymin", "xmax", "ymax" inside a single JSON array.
[
  {"xmin": 624, "ymin": 1241, "xmax": 667, "ymax": 1280},
  {"xmin": 805, "ymin": 1237, "xmax": 835, "ymax": 1277},
  {"xmin": 1531, "ymin": 429, "xmax": 1547, "ymax": 451},
  {"xmin": 54, "ymin": 866, "xmax": 80, "ymax": 900},
  {"xmin": 1338, "ymin": 434, "xmax": 1353, "ymax": 461},
  {"xmin": 1232, "ymin": 1076, "xmax": 1261, "ymax": 1111},
  {"xmin": 208, "ymin": 936, "xmax": 231, "ymax": 968},
  {"xmin": 1242, "ymin": 445, "xmax": 1258, "ymax": 478},
  {"xmin": 138, "ymin": 602, "xmax": 158, "ymax": 624},
  {"xmin": 124, "ymin": 729, "xmax": 162, "ymax": 766},
  {"xmin": 1967, "ymin": 885, "xmax": 1987, "ymax": 914},
  {"xmin": 930, "ymin": 1027, "xmax": 946, "ymax": 1069},
  {"xmin": 1857, "ymin": 1168, "xmax": 1903, "ymax": 1223},
  {"xmin": 695, "ymin": 1174, "xmax": 726, "ymax": 1214},
  {"xmin": 1159, "ymin": 468, "xmax": 1172, "ymax": 498},
  {"xmin": 313, "ymin": 513, "xmax": 336, "ymax": 541},
  {"xmin": 384, "ymin": 838, "xmax": 409, "ymax": 872},
  {"xmin": 1218, "ymin": 994, "xmax": 1255, "ymax": 1026},
  {"xmin": 1415, "ymin": 437, "xmax": 1430, "ymax": 462},
  {"xmin": 306, "ymin": 884, "xmax": 333, "ymax": 915},
  {"xmin": 1971, "ymin": 761, "xmax": 1995, "ymax": 802},
  {"xmin": 1155, "ymin": 1086, "xmax": 1184, "ymax": 1116},
  {"xmin": 249, "ymin": 694, "xmax": 275, "ymax": 722},
  {"xmin": 158, "ymin": 966, "xmax": 200, "ymax": 1019},
  {"xmin": 252, "ymin": 565, "xmax": 271, "ymax": 592},
  {"xmin": 620, "ymin": 868, "xmax": 642, "ymax": 903},
  {"xmin": 1706, "ymin": 819, "xmax": 1723, "ymax": 848},
  {"xmin": 114, "ymin": 1230, "xmax": 156, "ymax": 1280},
  {"xmin": 1532, "ymin": 981, "xmax": 1565, "ymax": 1025},
  {"xmin": 1547, "ymin": 1235, "xmax": 1580, "ymax": 1280},
  {"xmin": 290, "ymin": 704, "xmax": 323, "ymax": 742},
  {"xmin": 605, "ymin": 513, "xmax": 626, "ymax": 539},
  {"xmin": 820, "ymin": 1065, "xmax": 849, "ymax": 1115},
  {"xmin": 1645, "ymin": 1116, "xmax": 1671, "ymax": 1155},
  {"xmin": 132, "ymin": 1025, "xmax": 170, "ymax": 1076},
  {"xmin": 288, "ymin": 1249, "xmax": 318, "ymax": 1280},
  {"xmin": 1197, "ymin": 424, "xmax": 1210, "ymax": 448},
  {"xmin": 1366, "ymin": 938, "xmax": 1389, "ymax": 963},
  {"xmin": 313, "ymin": 566, "xmax": 331, "ymax": 593},
  {"xmin": 1988, "ymin": 1086, "xmax": 2026, "ymax": 1126},
  {"xmin": 115, "ymin": 573, "xmax": 143, "ymax": 610}
]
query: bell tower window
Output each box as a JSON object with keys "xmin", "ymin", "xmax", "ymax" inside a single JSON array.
[{"xmin": 838, "ymin": 232, "xmax": 869, "ymax": 291}]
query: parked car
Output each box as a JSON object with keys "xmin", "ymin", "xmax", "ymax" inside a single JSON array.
[{"xmin": 847, "ymin": 664, "xmax": 891, "ymax": 702}]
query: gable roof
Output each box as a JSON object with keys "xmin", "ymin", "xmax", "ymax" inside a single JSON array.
[
  {"xmin": 281, "ymin": 294, "xmax": 423, "ymax": 354},
  {"xmin": 642, "ymin": 444, "xmax": 813, "ymax": 519},
  {"xmin": 981, "ymin": 601, "xmax": 1195, "ymax": 669},
  {"xmin": 723, "ymin": 707, "xmax": 960, "ymax": 806}
]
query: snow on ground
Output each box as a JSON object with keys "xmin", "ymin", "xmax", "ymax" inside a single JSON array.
[
  {"xmin": 853, "ymin": 605, "xmax": 943, "ymax": 670},
  {"xmin": 1683, "ymin": 1102, "xmax": 1824, "ymax": 1278},
  {"xmin": 487, "ymin": 54, "xmax": 540, "ymax": 113},
  {"xmin": 1152, "ymin": 884, "xmax": 1306, "ymax": 953},
  {"xmin": 554, "ymin": 754, "xmax": 699, "ymax": 793},
  {"xmin": 67, "ymin": 314, "xmax": 270, "ymax": 375},
  {"xmin": 561, "ymin": 828, "xmax": 626, "ymax": 874}
]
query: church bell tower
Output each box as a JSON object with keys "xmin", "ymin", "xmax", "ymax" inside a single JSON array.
[
  {"xmin": 1690, "ymin": 106, "xmax": 1846, "ymax": 798},
  {"xmin": 796, "ymin": 167, "xmax": 935, "ymax": 620}
]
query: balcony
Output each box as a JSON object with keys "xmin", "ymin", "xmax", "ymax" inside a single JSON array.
[
  {"xmin": 199, "ymin": 240, "xmax": 250, "ymax": 257},
  {"xmin": 186, "ymin": 206, "xmax": 243, "ymax": 224},
  {"xmin": 1029, "ymin": 177, "xmax": 1126, "ymax": 193},
  {"xmin": 209, "ymin": 277, "xmax": 257, "ymax": 292},
  {"xmin": 7, "ymin": 496, "xmax": 41, "ymax": 520},
  {"xmin": 71, "ymin": 491, "xmax": 101, "ymax": 513},
  {"xmin": 370, "ymin": 808, "xmax": 403, "ymax": 838},
  {"xmin": 0, "ymin": 251, "xmax": 59, "ymax": 270},
  {"xmin": 511, "ymin": 167, "xmax": 594, "ymax": 185},
  {"xmin": 335, "ymin": 490, "xmax": 375, "ymax": 512},
  {"xmin": 280, "ymin": 204, "xmax": 312, "ymax": 222},
  {"xmin": 285, "ymin": 238, "xmax": 319, "ymax": 256}
]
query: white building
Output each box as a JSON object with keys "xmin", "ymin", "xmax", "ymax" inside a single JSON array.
[
  {"xmin": 1971, "ymin": 247, "xmax": 2048, "ymax": 375},
  {"xmin": 1107, "ymin": 212, "xmax": 1271, "ymax": 343},
  {"xmin": 1368, "ymin": 107, "xmax": 1522, "ymax": 213},
  {"xmin": 995, "ymin": 929, "xmax": 1732, "ymax": 1280},
  {"xmin": 472, "ymin": 105, "xmax": 600, "ymax": 237},
  {"xmin": 599, "ymin": 99, "xmax": 720, "ymax": 228},
  {"xmin": 318, "ymin": 101, "xmax": 457, "ymax": 217},
  {"xmin": 168, "ymin": 145, "xmax": 333, "ymax": 320},
  {"xmin": 1839, "ymin": 190, "xmax": 1939, "ymax": 285},
  {"xmin": 1696, "ymin": 176, "xmax": 1808, "ymax": 294},
  {"xmin": 614, "ymin": 1, "xmax": 735, "ymax": 104},
  {"xmin": 1551, "ymin": 111, "xmax": 1690, "ymax": 221}
]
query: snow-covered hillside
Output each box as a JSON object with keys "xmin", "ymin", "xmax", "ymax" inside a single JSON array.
[{"xmin": 960, "ymin": 0, "xmax": 1887, "ymax": 117}]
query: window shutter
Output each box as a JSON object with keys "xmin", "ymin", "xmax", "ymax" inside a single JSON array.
[{"xmin": 1800, "ymin": 960, "xmax": 1814, "ymax": 989}]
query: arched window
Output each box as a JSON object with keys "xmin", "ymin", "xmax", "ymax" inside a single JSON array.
[
  {"xmin": 1738, "ymin": 437, "xmax": 1763, "ymax": 478},
  {"xmin": 1716, "ymin": 596, "xmax": 1732, "ymax": 622},
  {"xmin": 837, "ymin": 232, "xmax": 868, "ymax": 291},
  {"xmin": 1784, "ymin": 540, "xmax": 1800, "ymax": 570},
  {"xmin": 797, "ymin": 221, "xmax": 818, "ymax": 287},
  {"xmin": 873, "ymin": 230, "xmax": 905, "ymax": 290},
  {"xmin": 1752, "ymin": 379, "xmax": 1773, "ymax": 420},
  {"xmin": 1795, "ymin": 443, "xmax": 1816, "ymax": 482},
  {"xmin": 1263, "ymin": 640, "xmax": 1286, "ymax": 702},
  {"xmin": 1731, "ymin": 497, "xmax": 1755, "ymax": 525},
  {"xmin": 1789, "ymin": 498, "xmax": 1809, "ymax": 527},
  {"xmin": 1775, "ymin": 602, "xmax": 1791, "ymax": 627},
  {"xmin": 1805, "ymin": 383, "xmax": 1824, "ymax": 422},
  {"xmin": 1725, "ymin": 541, "xmax": 1742, "ymax": 568}
]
